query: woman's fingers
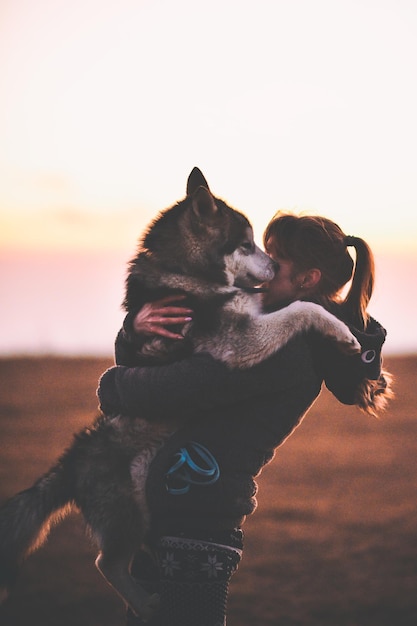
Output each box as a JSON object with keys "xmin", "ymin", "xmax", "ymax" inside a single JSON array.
[
  {"xmin": 150, "ymin": 306, "xmax": 193, "ymax": 317},
  {"xmin": 133, "ymin": 297, "xmax": 193, "ymax": 337},
  {"xmin": 147, "ymin": 315, "xmax": 193, "ymax": 325},
  {"xmin": 146, "ymin": 325, "xmax": 187, "ymax": 340}
]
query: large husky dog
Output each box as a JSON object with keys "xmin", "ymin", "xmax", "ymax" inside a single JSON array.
[{"xmin": 0, "ymin": 168, "xmax": 360, "ymax": 621}]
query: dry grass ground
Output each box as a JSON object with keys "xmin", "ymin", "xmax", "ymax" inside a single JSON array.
[{"xmin": 0, "ymin": 355, "xmax": 416, "ymax": 626}]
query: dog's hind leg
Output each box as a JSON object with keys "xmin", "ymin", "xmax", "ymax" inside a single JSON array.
[
  {"xmin": 80, "ymin": 466, "xmax": 160, "ymax": 621},
  {"xmin": 96, "ymin": 547, "xmax": 160, "ymax": 621},
  {"xmin": 87, "ymin": 488, "xmax": 159, "ymax": 621},
  {"xmin": 92, "ymin": 498, "xmax": 159, "ymax": 619}
]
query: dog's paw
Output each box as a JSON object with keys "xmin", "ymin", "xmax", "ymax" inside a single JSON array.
[
  {"xmin": 341, "ymin": 335, "xmax": 361, "ymax": 354},
  {"xmin": 332, "ymin": 326, "xmax": 361, "ymax": 354},
  {"xmin": 293, "ymin": 301, "xmax": 361, "ymax": 354}
]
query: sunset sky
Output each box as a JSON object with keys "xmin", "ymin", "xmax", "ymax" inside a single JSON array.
[{"xmin": 1, "ymin": 0, "xmax": 416, "ymax": 356}]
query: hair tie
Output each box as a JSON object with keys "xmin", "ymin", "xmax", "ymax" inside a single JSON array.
[{"xmin": 344, "ymin": 235, "xmax": 356, "ymax": 246}]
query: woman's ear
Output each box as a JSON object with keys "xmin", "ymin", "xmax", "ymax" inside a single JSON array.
[{"xmin": 300, "ymin": 268, "xmax": 322, "ymax": 290}]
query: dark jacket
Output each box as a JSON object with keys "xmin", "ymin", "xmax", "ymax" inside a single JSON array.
[{"xmin": 97, "ymin": 315, "xmax": 388, "ymax": 534}]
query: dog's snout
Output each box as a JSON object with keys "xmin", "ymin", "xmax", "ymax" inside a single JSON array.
[
  {"xmin": 265, "ymin": 265, "xmax": 276, "ymax": 281},
  {"xmin": 263, "ymin": 253, "xmax": 277, "ymax": 280},
  {"xmin": 270, "ymin": 258, "xmax": 279, "ymax": 273}
]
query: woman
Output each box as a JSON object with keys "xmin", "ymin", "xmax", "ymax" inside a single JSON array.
[{"xmin": 98, "ymin": 212, "xmax": 392, "ymax": 626}]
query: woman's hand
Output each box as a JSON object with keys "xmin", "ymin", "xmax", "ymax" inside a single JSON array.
[{"xmin": 133, "ymin": 295, "xmax": 193, "ymax": 340}]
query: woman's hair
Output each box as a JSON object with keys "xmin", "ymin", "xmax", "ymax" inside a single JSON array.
[{"xmin": 263, "ymin": 212, "xmax": 375, "ymax": 329}]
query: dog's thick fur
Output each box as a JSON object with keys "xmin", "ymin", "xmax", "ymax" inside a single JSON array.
[{"xmin": 0, "ymin": 168, "xmax": 360, "ymax": 620}]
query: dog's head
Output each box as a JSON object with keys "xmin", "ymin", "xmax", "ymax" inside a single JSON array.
[{"xmin": 139, "ymin": 167, "xmax": 275, "ymax": 288}]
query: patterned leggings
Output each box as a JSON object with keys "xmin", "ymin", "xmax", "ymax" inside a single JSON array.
[{"xmin": 127, "ymin": 530, "xmax": 243, "ymax": 626}]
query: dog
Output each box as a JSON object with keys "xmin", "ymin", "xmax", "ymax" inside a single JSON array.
[{"xmin": 0, "ymin": 168, "xmax": 360, "ymax": 621}]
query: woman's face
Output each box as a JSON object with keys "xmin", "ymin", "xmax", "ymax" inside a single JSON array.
[
  {"xmin": 262, "ymin": 239, "xmax": 304, "ymax": 310},
  {"xmin": 262, "ymin": 256, "xmax": 303, "ymax": 310}
]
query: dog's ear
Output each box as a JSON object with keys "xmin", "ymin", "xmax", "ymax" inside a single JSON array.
[
  {"xmin": 187, "ymin": 167, "xmax": 210, "ymax": 195},
  {"xmin": 191, "ymin": 186, "xmax": 218, "ymax": 218}
]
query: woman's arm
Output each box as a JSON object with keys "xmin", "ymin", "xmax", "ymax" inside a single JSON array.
[
  {"xmin": 104, "ymin": 303, "xmax": 390, "ymax": 420},
  {"xmin": 98, "ymin": 335, "xmax": 319, "ymax": 420},
  {"xmin": 99, "ymin": 353, "xmax": 228, "ymax": 417}
]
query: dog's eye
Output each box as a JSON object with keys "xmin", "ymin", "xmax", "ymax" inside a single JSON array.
[{"xmin": 241, "ymin": 241, "xmax": 253, "ymax": 251}]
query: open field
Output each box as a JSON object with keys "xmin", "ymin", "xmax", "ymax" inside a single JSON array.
[{"xmin": 0, "ymin": 355, "xmax": 416, "ymax": 626}]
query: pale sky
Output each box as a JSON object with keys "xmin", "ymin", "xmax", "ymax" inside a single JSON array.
[{"xmin": 0, "ymin": 0, "xmax": 416, "ymax": 355}]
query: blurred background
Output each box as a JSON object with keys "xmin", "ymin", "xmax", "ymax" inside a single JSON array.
[
  {"xmin": 1, "ymin": 4, "xmax": 417, "ymax": 624},
  {"xmin": 1, "ymin": 0, "xmax": 416, "ymax": 357}
]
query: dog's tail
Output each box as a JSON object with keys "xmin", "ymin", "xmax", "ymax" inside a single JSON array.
[{"xmin": 0, "ymin": 459, "xmax": 73, "ymax": 602}]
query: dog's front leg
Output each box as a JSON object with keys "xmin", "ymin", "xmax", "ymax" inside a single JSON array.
[
  {"xmin": 219, "ymin": 301, "xmax": 360, "ymax": 369},
  {"xmin": 272, "ymin": 301, "xmax": 360, "ymax": 352}
]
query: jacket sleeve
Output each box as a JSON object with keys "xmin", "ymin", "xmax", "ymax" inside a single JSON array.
[
  {"xmin": 98, "ymin": 336, "xmax": 318, "ymax": 420},
  {"xmin": 316, "ymin": 316, "xmax": 388, "ymax": 406},
  {"xmin": 98, "ymin": 354, "xmax": 229, "ymax": 418},
  {"xmin": 114, "ymin": 313, "xmax": 148, "ymax": 366}
]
